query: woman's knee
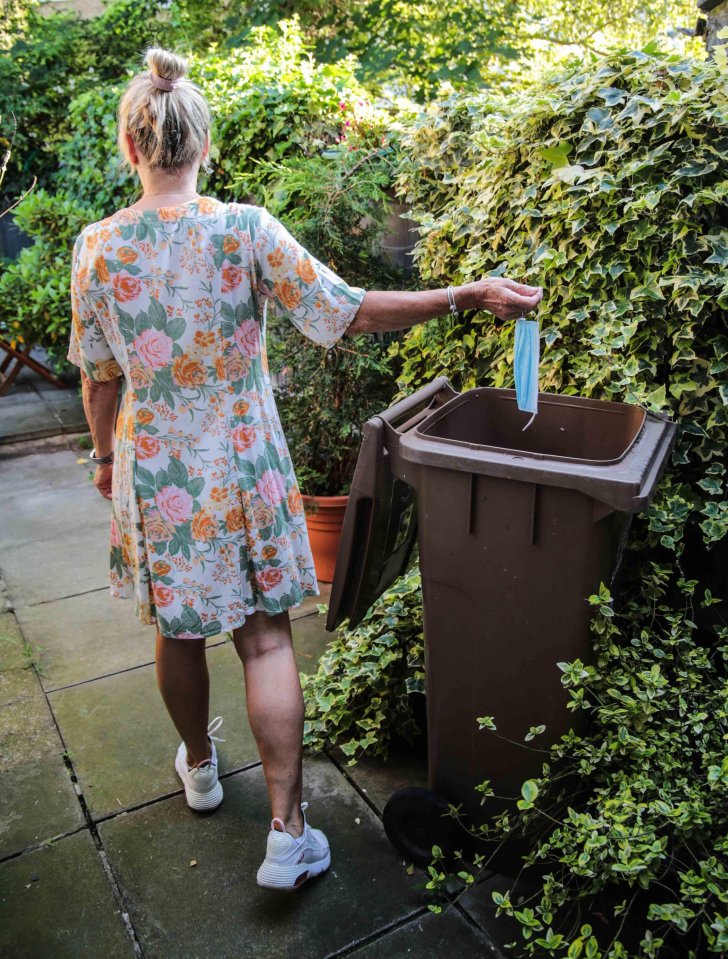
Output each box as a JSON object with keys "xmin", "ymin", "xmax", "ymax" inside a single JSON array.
[{"xmin": 232, "ymin": 610, "xmax": 291, "ymax": 662}]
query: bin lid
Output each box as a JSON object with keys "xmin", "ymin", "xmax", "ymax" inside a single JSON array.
[{"xmin": 325, "ymin": 415, "xmax": 418, "ymax": 632}]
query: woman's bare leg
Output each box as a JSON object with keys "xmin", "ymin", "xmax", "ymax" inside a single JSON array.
[
  {"xmin": 155, "ymin": 629, "xmax": 211, "ymax": 767},
  {"xmin": 232, "ymin": 610, "xmax": 305, "ymax": 837}
]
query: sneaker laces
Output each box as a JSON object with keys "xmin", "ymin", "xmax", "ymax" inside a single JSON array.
[
  {"xmin": 187, "ymin": 717, "xmax": 225, "ymax": 773},
  {"xmin": 207, "ymin": 715, "xmax": 225, "ymax": 744}
]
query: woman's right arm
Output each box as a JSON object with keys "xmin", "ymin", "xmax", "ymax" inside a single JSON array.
[{"xmin": 346, "ymin": 278, "xmax": 543, "ymax": 335}]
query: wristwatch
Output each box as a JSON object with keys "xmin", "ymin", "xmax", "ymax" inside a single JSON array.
[{"xmin": 89, "ymin": 447, "xmax": 114, "ymax": 465}]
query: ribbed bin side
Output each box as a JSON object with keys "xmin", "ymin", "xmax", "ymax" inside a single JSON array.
[{"xmin": 415, "ymin": 469, "xmax": 631, "ymax": 825}]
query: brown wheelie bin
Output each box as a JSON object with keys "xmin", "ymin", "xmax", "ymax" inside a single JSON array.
[{"xmin": 326, "ymin": 377, "xmax": 676, "ymax": 868}]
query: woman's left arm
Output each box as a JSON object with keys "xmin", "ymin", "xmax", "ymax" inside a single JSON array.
[{"xmin": 81, "ymin": 369, "xmax": 121, "ymax": 500}]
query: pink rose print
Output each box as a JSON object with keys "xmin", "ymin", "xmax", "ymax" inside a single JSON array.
[
  {"xmin": 134, "ymin": 329, "xmax": 173, "ymax": 370},
  {"xmin": 153, "ymin": 584, "xmax": 175, "ymax": 607},
  {"xmin": 256, "ymin": 469, "xmax": 286, "ymax": 508},
  {"xmin": 155, "ymin": 485, "xmax": 193, "ymax": 525},
  {"xmin": 234, "ymin": 320, "xmax": 260, "ymax": 358},
  {"xmin": 256, "ymin": 568, "xmax": 284, "ymax": 592},
  {"xmin": 110, "ymin": 516, "xmax": 121, "ymax": 547},
  {"xmin": 232, "ymin": 424, "xmax": 256, "ymax": 452}
]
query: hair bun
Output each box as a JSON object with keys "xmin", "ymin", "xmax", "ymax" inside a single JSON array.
[{"xmin": 144, "ymin": 46, "xmax": 188, "ymax": 83}]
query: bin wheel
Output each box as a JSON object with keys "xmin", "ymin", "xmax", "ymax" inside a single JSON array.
[{"xmin": 383, "ymin": 787, "xmax": 464, "ymax": 866}]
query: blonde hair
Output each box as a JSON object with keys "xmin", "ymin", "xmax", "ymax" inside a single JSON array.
[{"xmin": 117, "ymin": 47, "xmax": 211, "ymax": 172}]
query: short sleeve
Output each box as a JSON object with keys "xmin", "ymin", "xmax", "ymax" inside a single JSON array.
[
  {"xmin": 252, "ymin": 207, "xmax": 366, "ymax": 348},
  {"xmin": 67, "ymin": 232, "xmax": 123, "ymax": 383}
]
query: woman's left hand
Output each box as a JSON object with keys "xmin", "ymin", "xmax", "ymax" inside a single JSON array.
[{"xmin": 94, "ymin": 463, "xmax": 114, "ymax": 500}]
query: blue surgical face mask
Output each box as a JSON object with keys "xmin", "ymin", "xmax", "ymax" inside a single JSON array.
[{"xmin": 514, "ymin": 316, "xmax": 540, "ymax": 431}]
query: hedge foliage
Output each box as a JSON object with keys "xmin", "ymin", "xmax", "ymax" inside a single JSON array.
[{"xmin": 304, "ymin": 49, "xmax": 728, "ymax": 957}]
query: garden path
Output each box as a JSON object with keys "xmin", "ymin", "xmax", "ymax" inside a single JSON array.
[{"xmin": 0, "ymin": 434, "xmax": 509, "ymax": 958}]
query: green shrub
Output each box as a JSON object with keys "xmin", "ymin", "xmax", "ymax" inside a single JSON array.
[
  {"xmin": 264, "ymin": 133, "xmax": 414, "ymax": 495},
  {"xmin": 304, "ymin": 49, "xmax": 728, "ymax": 957},
  {"xmin": 0, "ymin": 0, "xmax": 164, "ymax": 206},
  {"xmin": 0, "ymin": 189, "xmax": 97, "ymax": 359},
  {"xmin": 302, "ymin": 565, "xmax": 425, "ymax": 757}
]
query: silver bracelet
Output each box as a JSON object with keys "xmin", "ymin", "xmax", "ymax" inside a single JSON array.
[
  {"xmin": 89, "ymin": 447, "xmax": 114, "ymax": 465},
  {"xmin": 446, "ymin": 286, "xmax": 459, "ymax": 318}
]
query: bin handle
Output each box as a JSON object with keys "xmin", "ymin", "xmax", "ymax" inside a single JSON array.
[{"xmin": 377, "ymin": 376, "xmax": 459, "ymax": 432}]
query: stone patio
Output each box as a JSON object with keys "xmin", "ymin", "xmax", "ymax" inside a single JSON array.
[{"xmin": 0, "ymin": 434, "xmax": 511, "ymax": 958}]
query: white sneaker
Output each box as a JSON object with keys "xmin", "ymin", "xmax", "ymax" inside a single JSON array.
[
  {"xmin": 174, "ymin": 716, "xmax": 225, "ymax": 812},
  {"xmin": 256, "ymin": 802, "xmax": 331, "ymax": 890}
]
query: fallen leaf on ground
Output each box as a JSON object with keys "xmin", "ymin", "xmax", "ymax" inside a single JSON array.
[{"xmin": 190, "ymin": 859, "xmax": 197, "ymax": 867}]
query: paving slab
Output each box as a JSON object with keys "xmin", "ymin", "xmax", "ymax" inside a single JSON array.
[
  {"xmin": 349, "ymin": 907, "xmax": 498, "ymax": 957},
  {"xmin": 0, "ymin": 394, "xmax": 60, "ymax": 444},
  {"xmin": 0, "ymin": 447, "xmax": 91, "ymax": 501},
  {"xmin": 0, "ymin": 523, "xmax": 111, "ymax": 608},
  {"xmin": 99, "ymin": 756, "xmax": 422, "ymax": 959},
  {"xmin": 292, "ymin": 608, "xmax": 332, "ymax": 674},
  {"xmin": 0, "ymin": 469, "xmax": 107, "ymax": 549},
  {"xmin": 0, "ymin": 829, "xmax": 134, "ymax": 958},
  {"xmin": 18, "ymin": 587, "xmax": 161, "ymax": 691},
  {"xmin": 0, "ymin": 657, "xmax": 85, "ymax": 858},
  {"xmin": 0, "ymin": 609, "xmax": 29, "ymax": 671},
  {"xmin": 461, "ymin": 872, "xmax": 541, "ymax": 955},
  {"xmin": 49, "ymin": 641, "xmax": 259, "ymax": 819},
  {"xmin": 329, "ymin": 746, "xmax": 429, "ymax": 816},
  {"xmin": 43, "ymin": 389, "xmax": 87, "ymax": 432}
]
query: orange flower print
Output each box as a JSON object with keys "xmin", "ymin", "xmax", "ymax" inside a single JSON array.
[
  {"xmin": 231, "ymin": 424, "xmax": 256, "ymax": 452},
  {"xmin": 233, "ymin": 399, "xmax": 249, "ymax": 417},
  {"xmin": 223, "ymin": 234, "xmax": 240, "ymax": 254},
  {"xmin": 225, "ymin": 506, "xmax": 245, "ymax": 532},
  {"xmin": 172, "ymin": 355, "xmax": 206, "ymax": 388},
  {"xmin": 136, "ymin": 408, "xmax": 154, "ymax": 425},
  {"xmin": 296, "ymin": 257, "xmax": 317, "ymax": 285},
  {"xmin": 210, "ymin": 486, "xmax": 228, "ymax": 503},
  {"xmin": 94, "ymin": 255, "xmax": 110, "ymax": 283},
  {"xmin": 145, "ymin": 510, "xmax": 175, "ymax": 543},
  {"xmin": 251, "ymin": 501, "xmax": 275, "ymax": 529},
  {"xmin": 214, "ymin": 356, "xmax": 225, "ymax": 380},
  {"xmin": 96, "ymin": 358, "xmax": 121, "ymax": 380},
  {"xmin": 261, "ymin": 545, "xmax": 277, "ymax": 560},
  {"xmin": 274, "ymin": 279, "xmax": 301, "ymax": 311},
  {"xmin": 118, "ymin": 246, "xmax": 138, "ymax": 264},
  {"xmin": 221, "ymin": 265, "xmax": 242, "ymax": 292},
  {"xmin": 77, "ymin": 266, "xmax": 90, "ymax": 292},
  {"xmin": 113, "ymin": 272, "xmax": 142, "ymax": 302},
  {"xmin": 287, "ymin": 486, "xmax": 304, "ymax": 516},
  {"xmin": 158, "ymin": 207, "xmax": 181, "ymax": 221},
  {"xmin": 152, "ymin": 560, "xmax": 172, "ymax": 577},
  {"xmin": 191, "ymin": 509, "xmax": 218, "ymax": 541},
  {"xmin": 256, "ymin": 568, "xmax": 283, "ymax": 592},
  {"xmin": 193, "ymin": 330, "xmax": 216, "ymax": 348},
  {"xmin": 223, "ymin": 351, "xmax": 248, "ymax": 382},
  {"xmin": 197, "ymin": 197, "xmax": 218, "ymax": 214},
  {"xmin": 267, "ymin": 248, "xmax": 284, "ymax": 268},
  {"xmin": 153, "ymin": 584, "xmax": 175, "ymax": 607},
  {"xmin": 129, "ymin": 362, "xmax": 154, "ymax": 389},
  {"xmin": 136, "ymin": 435, "xmax": 161, "ymax": 459}
]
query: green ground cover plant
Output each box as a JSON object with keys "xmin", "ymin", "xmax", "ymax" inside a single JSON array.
[{"xmin": 303, "ymin": 48, "xmax": 728, "ymax": 957}]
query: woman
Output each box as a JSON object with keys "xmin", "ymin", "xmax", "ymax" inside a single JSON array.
[{"xmin": 68, "ymin": 46, "xmax": 543, "ymax": 891}]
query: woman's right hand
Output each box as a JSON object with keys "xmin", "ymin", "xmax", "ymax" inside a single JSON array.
[{"xmin": 463, "ymin": 277, "xmax": 543, "ymax": 322}]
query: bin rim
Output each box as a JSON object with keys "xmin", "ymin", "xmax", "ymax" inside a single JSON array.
[
  {"xmin": 416, "ymin": 388, "xmax": 647, "ymax": 466},
  {"xmin": 395, "ymin": 386, "xmax": 677, "ymax": 513}
]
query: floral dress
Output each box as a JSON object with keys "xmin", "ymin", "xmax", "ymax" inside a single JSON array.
[{"xmin": 67, "ymin": 197, "xmax": 366, "ymax": 639}]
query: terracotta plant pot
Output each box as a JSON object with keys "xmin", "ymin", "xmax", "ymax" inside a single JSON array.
[{"xmin": 302, "ymin": 494, "xmax": 349, "ymax": 583}]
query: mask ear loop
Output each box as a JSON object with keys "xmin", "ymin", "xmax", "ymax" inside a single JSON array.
[{"xmin": 522, "ymin": 411, "xmax": 537, "ymax": 432}]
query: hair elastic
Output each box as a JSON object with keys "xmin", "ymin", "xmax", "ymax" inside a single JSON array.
[{"xmin": 150, "ymin": 73, "xmax": 177, "ymax": 92}]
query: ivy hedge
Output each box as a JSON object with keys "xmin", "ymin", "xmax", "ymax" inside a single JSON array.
[{"xmin": 303, "ymin": 49, "xmax": 727, "ymax": 957}]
